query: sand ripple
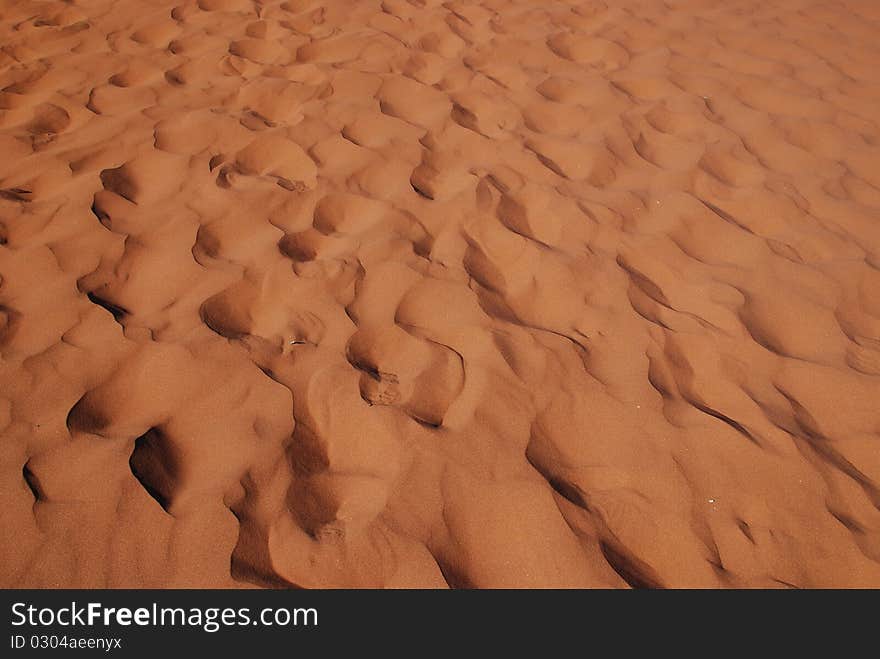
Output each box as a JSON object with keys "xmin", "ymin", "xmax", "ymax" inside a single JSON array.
[{"xmin": 2, "ymin": 0, "xmax": 880, "ymax": 587}]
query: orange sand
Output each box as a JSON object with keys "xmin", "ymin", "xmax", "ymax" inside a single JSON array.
[{"xmin": 1, "ymin": 0, "xmax": 880, "ymax": 588}]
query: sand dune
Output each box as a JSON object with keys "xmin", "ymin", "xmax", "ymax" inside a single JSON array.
[{"xmin": 1, "ymin": 0, "xmax": 879, "ymax": 588}]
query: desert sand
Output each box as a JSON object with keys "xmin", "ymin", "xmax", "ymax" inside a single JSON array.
[{"xmin": 1, "ymin": 0, "xmax": 879, "ymax": 588}]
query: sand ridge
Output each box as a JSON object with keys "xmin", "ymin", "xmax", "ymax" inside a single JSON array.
[{"xmin": 1, "ymin": 0, "xmax": 880, "ymax": 588}]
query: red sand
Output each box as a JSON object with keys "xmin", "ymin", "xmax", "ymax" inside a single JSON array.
[{"xmin": 1, "ymin": 0, "xmax": 879, "ymax": 588}]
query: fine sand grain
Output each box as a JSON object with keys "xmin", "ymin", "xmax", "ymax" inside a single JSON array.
[{"xmin": 1, "ymin": 0, "xmax": 880, "ymax": 588}]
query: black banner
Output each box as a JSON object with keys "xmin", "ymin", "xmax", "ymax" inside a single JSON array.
[{"xmin": 1, "ymin": 589, "xmax": 873, "ymax": 653}]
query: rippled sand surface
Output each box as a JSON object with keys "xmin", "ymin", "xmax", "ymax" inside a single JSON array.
[{"xmin": 2, "ymin": 0, "xmax": 880, "ymax": 588}]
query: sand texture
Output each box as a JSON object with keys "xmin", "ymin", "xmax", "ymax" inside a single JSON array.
[{"xmin": 2, "ymin": 0, "xmax": 880, "ymax": 588}]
